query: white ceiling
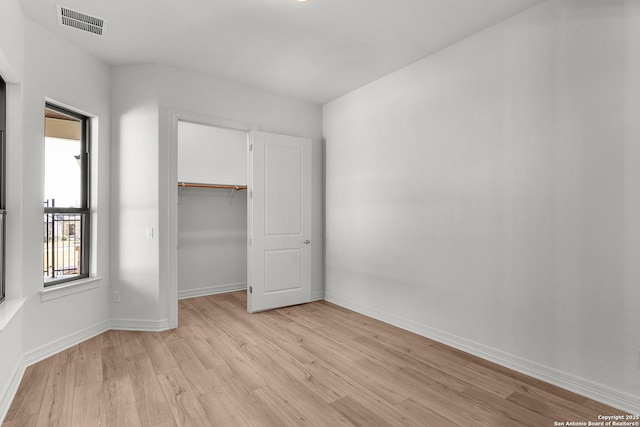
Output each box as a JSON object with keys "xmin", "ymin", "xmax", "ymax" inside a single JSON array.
[{"xmin": 19, "ymin": 0, "xmax": 545, "ymax": 105}]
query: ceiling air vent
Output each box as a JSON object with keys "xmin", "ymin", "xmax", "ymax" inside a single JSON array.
[{"xmin": 57, "ymin": 5, "xmax": 106, "ymax": 36}]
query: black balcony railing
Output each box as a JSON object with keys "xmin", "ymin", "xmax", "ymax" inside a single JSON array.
[{"xmin": 43, "ymin": 200, "xmax": 87, "ymax": 283}]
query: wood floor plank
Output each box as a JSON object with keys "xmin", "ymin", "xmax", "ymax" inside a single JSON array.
[
  {"xmin": 3, "ymin": 359, "xmax": 54, "ymax": 421},
  {"xmin": 461, "ymin": 385, "xmax": 554, "ymax": 427},
  {"xmin": 50, "ymin": 345, "xmax": 79, "ymax": 366},
  {"xmin": 205, "ymin": 300, "xmax": 266, "ymax": 348},
  {"xmin": 399, "ymin": 364, "xmax": 469, "ymax": 394},
  {"xmin": 139, "ymin": 333, "xmax": 178, "ymax": 375},
  {"xmin": 255, "ymin": 316, "xmax": 319, "ymax": 365},
  {"xmin": 35, "ymin": 363, "xmax": 76, "ymax": 427},
  {"xmin": 394, "ymin": 398, "xmax": 461, "ymax": 427},
  {"xmin": 303, "ymin": 359, "xmax": 419, "ymax": 426},
  {"xmin": 259, "ymin": 345, "xmax": 344, "ymax": 404},
  {"xmin": 331, "ymin": 395, "xmax": 399, "ymax": 427},
  {"xmin": 105, "ymin": 401, "xmax": 143, "ymax": 427},
  {"xmin": 198, "ymin": 391, "xmax": 250, "ymax": 427},
  {"xmin": 156, "ymin": 368, "xmax": 210, "ymax": 427},
  {"xmin": 441, "ymin": 359, "xmax": 522, "ymax": 399},
  {"xmin": 252, "ymin": 385, "xmax": 345, "ymax": 427},
  {"xmin": 207, "ymin": 364, "xmax": 285, "ymax": 427},
  {"xmin": 294, "ymin": 322, "xmax": 362, "ymax": 365},
  {"xmin": 392, "ymin": 381, "xmax": 504, "ymax": 426},
  {"xmin": 177, "ymin": 325, "xmax": 227, "ymax": 369},
  {"xmin": 506, "ymin": 390, "xmax": 599, "ymax": 423},
  {"xmin": 314, "ymin": 301, "xmax": 438, "ymax": 351},
  {"xmin": 102, "ymin": 378, "xmax": 136, "ymax": 412},
  {"xmin": 352, "ymin": 357, "xmax": 420, "ymax": 405},
  {"xmin": 72, "ymin": 381, "xmax": 106, "ymax": 427},
  {"xmin": 180, "ymin": 299, "xmax": 227, "ymax": 337},
  {"xmin": 467, "ymin": 356, "xmax": 590, "ymax": 404},
  {"xmin": 102, "ymin": 345, "xmax": 136, "ymax": 409},
  {"xmin": 75, "ymin": 334, "xmax": 103, "ymax": 360},
  {"xmin": 74, "ymin": 347, "xmax": 102, "ymax": 388},
  {"xmin": 4, "ymin": 291, "xmax": 627, "ymax": 427},
  {"xmin": 350, "ymin": 334, "xmax": 470, "ymax": 393},
  {"xmin": 125, "ymin": 353, "xmax": 174, "ymax": 427},
  {"xmin": 1, "ymin": 414, "xmax": 39, "ymax": 427},
  {"xmin": 100, "ymin": 330, "xmax": 123, "ymax": 349},
  {"xmin": 164, "ymin": 337, "xmax": 219, "ymax": 396},
  {"xmin": 118, "ymin": 332, "xmax": 147, "ymax": 359},
  {"xmin": 102, "ymin": 345, "xmax": 129, "ymax": 382},
  {"xmin": 204, "ymin": 332, "xmax": 268, "ymax": 391}
]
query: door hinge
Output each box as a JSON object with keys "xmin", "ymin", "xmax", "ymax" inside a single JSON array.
[
  {"xmin": 249, "ymin": 190, "xmax": 253, "ymax": 199},
  {"xmin": 249, "ymin": 286, "xmax": 253, "ymax": 294},
  {"xmin": 249, "ymin": 238, "xmax": 252, "ymax": 246},
  {"xmin": 249, "ymin": 144, "xmax": 253, "ymax": 151}
]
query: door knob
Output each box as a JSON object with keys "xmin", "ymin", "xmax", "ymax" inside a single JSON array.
[{"xmin": 303, "ymin": 240, "xmax": 311, "ymax": 244}]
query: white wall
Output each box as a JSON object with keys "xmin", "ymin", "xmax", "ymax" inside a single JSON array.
[
  {"xmin": 177, "ymin": 122, "xmax": 247, "ymax": 185},
  {"xmin": 0, "ymin": 311, "xmax": 23, "ymax": 421},
  {"xmin": 0, "ymin": 0, "xmax": 24, "ymax": 84},
  {"xmin": 0, "ymin": 1, "xmax": 24, "ymax": 419},
  {"xmin": 323, "ymin": 0, "xmax": 640, "ymax": 413},
  {"xmin": 110, "ymin": 65, "xmax": 163, "ymax": 327},
  {"xmin": 178, "ymin": 189, "xmax": 248, "ymax": 298},
  {"xmin": 21, "ymin": 19, "xmax": 112, "ymax": 352},
  {"xmin": 1, "ymin": 8, "xmax": 112, "ymax": 421},
  {"xmin": 111, "ymin": 64, "xmax": 324, "ymax": 327}
]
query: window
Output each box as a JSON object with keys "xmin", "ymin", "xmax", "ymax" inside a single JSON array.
[
  {"xmin": 0, "ymin": 76, "xmax": 6, "ymax": 303},
  {"xmin": 43, "ymin": 103, "xmax": 90, "ymax": 286}
]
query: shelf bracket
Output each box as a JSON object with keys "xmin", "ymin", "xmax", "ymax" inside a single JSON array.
[
  {"xmin": 228, "ymin": 186, "xmax": 238, "ymax": 205},
  {"xmin": 178, "ymin": 183, "xmax": 184, "ymax": 204}
]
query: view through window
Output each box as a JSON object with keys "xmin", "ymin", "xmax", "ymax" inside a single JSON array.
[{"xmin": 44, "ymin": 104, "xmax": 90, "ymax": 285}]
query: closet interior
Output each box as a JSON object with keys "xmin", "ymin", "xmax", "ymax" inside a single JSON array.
[{"xmin": 177, "ymin": 121, "xmax": 248, "ymax": 299}]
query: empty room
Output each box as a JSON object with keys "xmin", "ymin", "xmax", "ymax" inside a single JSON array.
[{"xmin": 0, "ymin": 0, "xmax": 639, "ymax": 425}]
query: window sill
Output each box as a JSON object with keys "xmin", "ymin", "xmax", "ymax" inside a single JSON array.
[
  {"xmin": 40, "ymin": 277, "xmax": 103, "ymax": 302},
  {"xmin": 0, "ymin": 297, "xmax": 28, "ymax": 332}
]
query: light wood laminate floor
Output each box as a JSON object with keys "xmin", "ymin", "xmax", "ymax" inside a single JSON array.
[{"xmin": 3, "ymin": 291, "xmax": 623, "ymax": 426}]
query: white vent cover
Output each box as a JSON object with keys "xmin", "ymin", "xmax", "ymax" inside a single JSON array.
[{"xmin": 57, "ymin": 5, "xmax": 106, "ymax": 36}]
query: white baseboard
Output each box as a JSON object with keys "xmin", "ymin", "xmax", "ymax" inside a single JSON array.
[
  {"xmin": 311, "ymin": 291, "xmax": 325, "ymax": 302},
  {"xmin": 178, "ymin": 283, "xmax": 246, "ymax": 300},
  {"xmin": 111, "ymin": 318, "xmax": 170, "ymax": 331},
  {"xmin": 0, "ymin": 357, "xmax": 26, "ymax": 424},
  {"xmin": 23, "ymin": 320, "xmax": 111, "ymax": 367},
  {"xmin": 324, "ymin": 292, "xmax": 640, "ymax": 415}
]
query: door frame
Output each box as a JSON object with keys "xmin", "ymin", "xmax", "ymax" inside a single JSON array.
[{"xmin": 165, "ymin": 108, "xmax": 256, "ymax": 328}]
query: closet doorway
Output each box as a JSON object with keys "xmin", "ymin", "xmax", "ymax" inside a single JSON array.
[
  {"xmin": 177, "ymin": 121, "xmax": 248, "ymax": 299},
  {"xmin": 176, "ymin": 120, "xmax": 312, "ymax": 314}
]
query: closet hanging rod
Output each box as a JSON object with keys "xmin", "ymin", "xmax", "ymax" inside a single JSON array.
[{"xmin": 177, "ymin": 182, "xmax": 247, "ymax": 190}]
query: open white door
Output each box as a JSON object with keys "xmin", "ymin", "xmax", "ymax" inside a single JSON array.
[{"xmin": 248, "ymin": 131, "xmax": 312, "ymax": 313}]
